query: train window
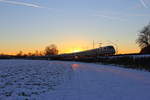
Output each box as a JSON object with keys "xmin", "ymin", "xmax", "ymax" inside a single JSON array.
[
  {"xmin": 103, "ymin": 47, "xmax": 106, "ymax": 51},
  {"xmin": 107, "ymin": 46, "xmax": 114, "ymax": 49}
]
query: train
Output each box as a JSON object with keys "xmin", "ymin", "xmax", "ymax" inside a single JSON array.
[{"xmin": 50, "ymin": 45, "xmax": 116, "ymax": 61}]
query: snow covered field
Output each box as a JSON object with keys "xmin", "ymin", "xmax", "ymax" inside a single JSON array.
[
  {"xmin": 0, "ymin": 60, "xmax": 150, "ymax": 100},
  {"xmin": 0, "ymin": 60, "xmax": 72, "ymax": 100}
]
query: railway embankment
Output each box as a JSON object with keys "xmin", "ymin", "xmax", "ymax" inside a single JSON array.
[
  {"xmin": 0, "ymin": 54, "xmax": 150, "ymax": 71},
  {"xmin": 69, "ymin": 54, "xmax": 150, "ymax": 71},
  {"xmin": 96, "ymin": 55, "xmax": 150, "ymax": 71}
]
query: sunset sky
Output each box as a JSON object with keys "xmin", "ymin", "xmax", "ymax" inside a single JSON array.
[{"xmin": 0, "ymin": 0, "xmax": 150, "ymax": 54}]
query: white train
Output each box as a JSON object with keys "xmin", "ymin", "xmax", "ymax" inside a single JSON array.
[{"xmin": 51, "ymin": 45, "xmax": 116, "ymax": 60}]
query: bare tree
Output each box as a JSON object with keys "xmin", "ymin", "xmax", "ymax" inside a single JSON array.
[
  {"xmin": 16, "ymin": 51, "xmax": 23, "ymax": 56},
  {"xmin": 136, "ymin": 23, "xmax": 150, "ymax": 48},
  {"xmin": 45, "ymin": 44, "xmax": 58, "ymax": 56},
  {"xmin": 34, "ymin": 50, "xmax": 39, "ymax": 56},
  {"xmin": 33, "ymin": 50, "xmax": 44, "ymax": 56}
]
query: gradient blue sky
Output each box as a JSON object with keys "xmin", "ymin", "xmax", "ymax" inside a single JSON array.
[{"xmin": 0, "ymin": 0, "xmax": 150, "ymax": 54}]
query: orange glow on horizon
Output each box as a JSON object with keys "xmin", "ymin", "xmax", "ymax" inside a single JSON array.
[
  {"xmin": 0, "ymin": 48, "xmax": 140, "ymax": 55},
  {"xmin": 0, "ymin": 43, "xmax": 140, "ymax": 55},
  {"xmin": 72, "ymin": 48, "xmax": 83, "ymax": 53}
]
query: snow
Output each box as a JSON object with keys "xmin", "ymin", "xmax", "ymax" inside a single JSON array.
[
  {"xmin": 131, "ymin": 54, "xmax": 150, "ymax": 58},
  {"xmin": 0, "ymin": 60, "xmax": 150, "ymax": 100},
  {"xmin": 0, "ymin": 60, "xmax": 72, "ymax": 100},
  {"xmin": 102, "ymin": 54, "xmax": 150, "ymax": 59}
]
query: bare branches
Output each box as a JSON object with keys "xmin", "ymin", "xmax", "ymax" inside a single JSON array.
[
  {"xmin": 44, "ymin": 44, "xmax": 59, "ymax": 56},
  {"xmin": 136, "ymin": 23, "xmax": 150, "ymax": 48}
]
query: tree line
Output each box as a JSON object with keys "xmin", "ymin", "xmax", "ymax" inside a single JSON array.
[{"xmin": 0, "ymin": 44, "xmax": 59, "ymax": 57}]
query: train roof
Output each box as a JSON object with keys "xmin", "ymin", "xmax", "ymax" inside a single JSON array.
[
  {"xmin": 57, "ymin": 45, "xmax": 115, "ymax": 56},
  {"xmin": 71, "ymin": 45, "xmax": 115, "ymax": 54}
]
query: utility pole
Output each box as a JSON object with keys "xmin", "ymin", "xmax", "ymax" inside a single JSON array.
[{"xmin": 98, "ymin": 43, "xmax": 102, "ymax": 48}]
